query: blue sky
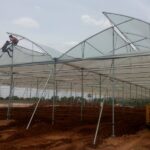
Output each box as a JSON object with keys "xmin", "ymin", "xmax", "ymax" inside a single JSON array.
[{"xmin": 0, "ymin": 0, "xmax": 150, "ymax": 52}]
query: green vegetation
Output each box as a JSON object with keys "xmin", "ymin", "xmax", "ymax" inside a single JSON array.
[{"xmin": 0, "ymin": 95, "xmax": 149, "ymax": 107}]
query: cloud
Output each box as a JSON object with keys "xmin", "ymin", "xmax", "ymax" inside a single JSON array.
[
  {"xmin": 13, "ymin": 17, "xmax": 39, "ymax": 29},
  {"xmin": 81, "ymin": 14, "xmax": 111, "ymax": 28}
]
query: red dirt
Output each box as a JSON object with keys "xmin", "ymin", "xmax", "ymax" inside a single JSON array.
[{"xmin": 0, "ymin": 104, "xmax": 147, "ymax": 149}]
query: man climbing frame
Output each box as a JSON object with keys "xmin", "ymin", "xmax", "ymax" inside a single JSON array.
[{"xmin": 1, "ymin": 35, "xmax": 19, "ymax": 57}]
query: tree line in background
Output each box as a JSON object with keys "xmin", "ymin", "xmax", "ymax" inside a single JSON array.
[{"xmin": 0, "ymin": 96, "xmax": 149, "ymax": 107}]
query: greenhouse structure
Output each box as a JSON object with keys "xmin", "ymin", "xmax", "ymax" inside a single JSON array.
[{"xmin": 1, "ymin": 12, "xmax": 150, "ymax": 142}]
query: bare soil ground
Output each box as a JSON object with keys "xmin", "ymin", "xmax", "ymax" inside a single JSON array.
[{"xmin": 0, "ymin": 104, "xmax": 149, "ymax": 150}]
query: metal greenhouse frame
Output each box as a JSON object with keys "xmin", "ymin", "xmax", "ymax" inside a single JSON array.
[{"xmin": 0, "ymin": 12, "xmax": 150, "ymax": 144}]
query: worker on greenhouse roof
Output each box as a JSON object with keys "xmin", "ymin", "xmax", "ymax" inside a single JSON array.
[{"xmin": 1, "ymin": 35, "xmax": 19, "ymax": 57}]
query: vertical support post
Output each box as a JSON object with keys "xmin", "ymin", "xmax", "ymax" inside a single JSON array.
[
  {"xmin": 122, "ymin": 82, "xmax": 124, "ymax": 106},
  {"xmin": 48, "ymin": 88, "xmax": 50, "ymax": 99},
  {"xmin": 26, "ymin": 87, "xmax": 29, "ymax": 98},
  {"xmin": 92, "ymin": 86, "xmax": 94, "ymax": 101},
  {"xmin": 95, "ymin": 92, "xmax": 97, "ymax": 100},
  {"xmin": 136, "ymin": 86, "xmax": 138, "ymax": 99},
  {"xmin": 0, "ymin": 85, "xmax": 1, "ymax": 97},
  {"xmin": 141, "ymin": 87, "xmax": 142, "ymax": 106},
  {"xmin": 36, "ymin": 78, "xmax": 39, "ymax": 98},
  {"xmin": 130, "ymin": 84, "xmax": 131, "ymax": 101},
  {"xmin": 81, "ymin": 68, "xmax": 84, "ymax": 121},
  {"xmin": 141, "ymin": 87, "xmax": 142, "ymax": 99},
  {"xmin": 30, "ymin": 81, "xmax": 32, "ymax": 99},
  {"xmin": 117, "ymin": 85, "xmax": 119, "ymax": 101},
  {"xmin": 75, "ymin": 87, "xmax": 76, "ymax": 97},
  {"xmin": 145, "ymin": 88, "xmax": 147, "ymax": 105},
  {"xmin": 70, "ymin": 82, "xmax": 73, "ymax": 105},
  {"xmin": 106, "ymin": 88, "xmax": 108, "ymax": 99},
  {"xmin": 7, "ymin": 44, "xmax": 14, "ymax": 120},
  {"xmin": 70, "ymin": 82, "xmax": 73, "ymax": 97},
  {"xmin": 52, "ymin": 58, "xmax": 57, "ymax": 125},
  {"xmin": 55, "ymin": 80, "xmax": 58, "ymax": 99},
  {"xmin": 136, "ymin": 85, "xmax": 138, "ymax": 106},
  {"xmin": 112, "ymin": 27, "xmax": 115, "ymax": 137},
  {"xmin": 125, "ymin": 83, "xmax": 127, "ymax": 101},
  {"xmin": 99, "ymin": 75, "xmax": 102, "ymax": 104}
]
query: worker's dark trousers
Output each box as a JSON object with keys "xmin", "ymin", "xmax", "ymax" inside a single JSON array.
[{"xmin": 2, "ymin": 41, "xmax": 13, "ymax": 57}]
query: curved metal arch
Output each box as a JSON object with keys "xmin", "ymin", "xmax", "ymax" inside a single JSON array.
[
  {"xmin": 103, "ymin": 12, "xmax": 150, "ymax": 53},
  {"xmin": 58, "ymin": 27, "xmax": 139, "ymax": 61},
  {"xmin": 58, "ymin": 18, "xmax": 143, "ymax": 60},
  {"xmin": 7, "ymin": 32, "xmax": 53, "ymax": 59},
  {"xmin": 15, "ymin": 45, "xmax": 47, "ymax": 57},
  {"xmin": 103, "ymin": 12, "xmax": 150, "ymax": 52},
  {"xmin": 58, "ymin": 26, "xmax": 114, "ymax": 59},
  {"xmin": 103, "ymin": 12, "xmax": 150, "ymax": 27},
  {"xmin": 59, "ymin": 12, "xmax": 150, "ymax": 60}
]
